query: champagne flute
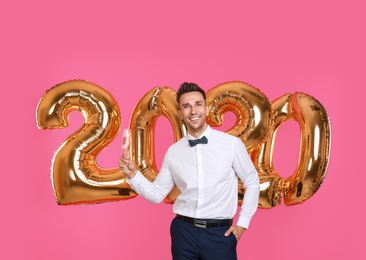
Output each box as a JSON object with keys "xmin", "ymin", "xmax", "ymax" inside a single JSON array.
[
  {"xmin": 122, "ymin": 128, "xmax": 131, "ymax": 153},
  {"xmin": 121, "ymin": 129, "xmax": 133, "ymax": 174}
]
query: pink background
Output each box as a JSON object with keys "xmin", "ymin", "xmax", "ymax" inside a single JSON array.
[{"xmin": 1, "ymin": 0, "xmax": 364, "ymax": 259}]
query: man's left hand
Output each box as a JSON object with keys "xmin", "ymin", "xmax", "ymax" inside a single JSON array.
[{"xmin": 224, "ymin": 226, "xmax": 246, "ymax": 241}]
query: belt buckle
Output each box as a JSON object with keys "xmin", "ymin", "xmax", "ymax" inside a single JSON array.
[{"xmin": 194, "ymin": 219, "xmax": 207, "ymax": 228}]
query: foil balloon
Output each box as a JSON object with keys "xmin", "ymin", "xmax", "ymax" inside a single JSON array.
[
  {"xmin": 252, "ymin": 92, "xmax": 331, "ymax": 208},
  {"xmin": 206, "ymin": 81, "xmax": 274, "ymax": 206},
  {"xmin": 283, "ymin": 92, "xmax": 331, "ymax": 206},
  {"xmin": 250, "ymin": 94, "xmax": 291, "ymax": 208},
  {"xmin": 206, "ymin": 81, "xmax": 273, "ymax": 152},
  {"xmin": 128, "ymin": 86, "xmax": 186, "ymax": 203},
  {"xmin": 36, "ymin": 80, "xmax": 136, "ymax": 205}
]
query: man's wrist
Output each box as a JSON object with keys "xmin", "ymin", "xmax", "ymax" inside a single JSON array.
[
  {"xmin": 127, "ymin": 169, "xmax": 137, "ymax": 179},
  {"xmin": 236, "ymin": 226, "xmax": 246, "ymax": 231}
]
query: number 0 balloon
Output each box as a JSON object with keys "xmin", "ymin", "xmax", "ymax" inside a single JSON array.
[{"xmin": 36, "ymin": 80, "xmax": 331, "ymax": 207}]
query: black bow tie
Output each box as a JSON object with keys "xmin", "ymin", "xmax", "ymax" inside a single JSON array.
[{"xmin": 188, "ymin": 136, "xmax": 208, "ymax": 147}]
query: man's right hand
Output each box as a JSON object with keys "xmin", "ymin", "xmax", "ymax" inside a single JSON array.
[{"xmin": 118, "ymin": 151, "xmax": 137, "ymax": 178}]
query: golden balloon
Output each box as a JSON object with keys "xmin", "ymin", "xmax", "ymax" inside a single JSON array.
[
  {"xmin": 36, "ymin": 80, "xmax": 136, "ymax": 205},
  {"xmin": 252, "ymin": 93, "xmax": 331, "ymax": 208}
]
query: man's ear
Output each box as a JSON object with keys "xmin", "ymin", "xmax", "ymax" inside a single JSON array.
[
  {"xmin": 178, "ymin": 109, "xmax": 183, "ymax": 120},
  {"xmin": 205, "ymin": 105, "xmax": 209, "ymax": 116}
]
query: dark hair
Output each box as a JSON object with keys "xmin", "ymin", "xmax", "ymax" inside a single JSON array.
[{"xmin": 176, "ymin": 82, "xmax": 206, "ymax": 105}]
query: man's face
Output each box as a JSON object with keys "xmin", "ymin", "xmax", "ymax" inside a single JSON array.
[{"xmin": 178, "ymin": 91, "xmax": 209, "ymax": 138}]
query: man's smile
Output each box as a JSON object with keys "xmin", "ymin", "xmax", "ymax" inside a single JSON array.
[{"xmin": 189, "ymin": 116, "xmax": 201, "ymax": 122}]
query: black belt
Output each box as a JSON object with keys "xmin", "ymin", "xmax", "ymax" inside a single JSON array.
[{"xmin": 176, "ymin": 215, "xmax": 232, "ymax": 229}]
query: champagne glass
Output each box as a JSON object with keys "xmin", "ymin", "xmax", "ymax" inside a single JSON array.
[
  {"xmin": 122, "ymin": 128, "xmax": 131, "ymax": 153},
  {"xmin": 121, "ymin": 129, "xmax": 132, "ymax": 174}
]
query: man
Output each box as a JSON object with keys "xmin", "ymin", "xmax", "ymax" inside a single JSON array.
[{"xmin": 119, "ymin": 82, "xmax": 260, "ymax": 259}]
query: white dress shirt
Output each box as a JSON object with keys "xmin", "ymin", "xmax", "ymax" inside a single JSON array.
[{"xmin": 127, "ymin": 126, "xmax": 260, "ymax": 229}]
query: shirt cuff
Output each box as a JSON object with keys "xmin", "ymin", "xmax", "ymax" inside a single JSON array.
[
  {"xmin": 126, "ymin": 170, "xmax": 143, "ymax": 186},
  {"xmin": 236, "ymin": 217, "xmax": 251, "ymax": 230}
]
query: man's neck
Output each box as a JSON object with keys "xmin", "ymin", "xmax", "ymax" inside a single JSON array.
[{"xmin": 188, "ymin": 124, "xmax": 208, "ymax": 138}]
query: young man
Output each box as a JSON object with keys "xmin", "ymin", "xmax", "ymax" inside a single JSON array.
[{"xmin": 119, "ymin": 82, "xmax": 260, "ymax": 259}]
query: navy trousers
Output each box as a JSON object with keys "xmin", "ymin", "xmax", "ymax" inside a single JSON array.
[{"xmin": 170, "ymin": 216, "xmax": 238, "ymax": 260}]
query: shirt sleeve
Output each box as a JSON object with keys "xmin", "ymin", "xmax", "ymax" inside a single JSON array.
[
  {"xmin": 232, "ymin": 138, "xmax": 260, "ymax": 229},
  {"xmin": 126, "ymin": 150, "xmax": 175, "ymax": 204}
]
